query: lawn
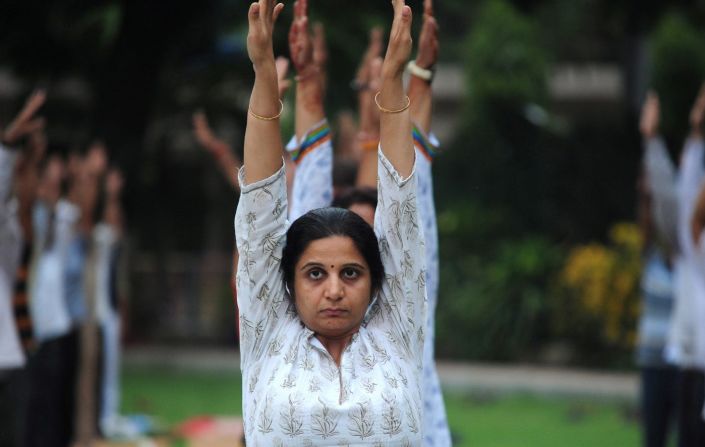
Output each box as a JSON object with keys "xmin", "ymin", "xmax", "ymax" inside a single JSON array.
[{"xmin": 122, "ymin": 368, "xmax": 640, "ymax": 446}]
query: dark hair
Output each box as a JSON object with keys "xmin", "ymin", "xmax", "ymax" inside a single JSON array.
[
  {"xmin": 332, "ymin": 186, "xmax": 378, "ymax": 210},
  {"xmin": 332, "ymin": 159, "xmax": 358, "ymax": 190},
  {"xmin": 282, "ymin": 207, "xmax": 384, "ymax": 301}
]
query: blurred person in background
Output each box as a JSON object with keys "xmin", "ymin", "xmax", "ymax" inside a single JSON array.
[
  {"xmin": 636, "ymin": 92, "xmax": 679, "ymax": 447},
  {"xmin": 0, "ymin": 90, "xmax": 45, "ymax": 447},
  {"xmin": 93, "ymin": 167, "xmax": 130, "ymax": 438},
  {"xmin": 666, "ymin": 83, "xmax": 705, "ymax": 447}
]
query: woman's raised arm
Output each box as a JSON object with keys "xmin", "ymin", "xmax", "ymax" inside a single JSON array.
[
  {"xmin": 378, "ymin": 0, "xmax": 414, "ymax": 178},
  {"xmin": 243, "ymin": 0, "xmax": 286, "ymax": 184}
]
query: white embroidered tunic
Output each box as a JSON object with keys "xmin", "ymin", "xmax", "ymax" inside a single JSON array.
[
  {"xmin": 287, "ymin": 122, "xmax": 451, "ymax": 446},
  {"xmin": 235, "ymin": 150, "xmax": 426, "ymax": 446}
]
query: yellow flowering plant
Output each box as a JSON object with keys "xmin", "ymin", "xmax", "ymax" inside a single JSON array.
[{"xmin": 559, "ymin": 223, "xmax": 643, "ymax": 351}]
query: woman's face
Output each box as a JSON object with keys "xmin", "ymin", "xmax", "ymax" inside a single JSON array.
[{"xmin": 293, "ymin": 235, "xmax": 372, "ymax": 340}]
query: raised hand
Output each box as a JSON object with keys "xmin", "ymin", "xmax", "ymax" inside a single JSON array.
[
  {"xmin": 193, "ymin": 111, "xmax": 241, "ymax": 190},
  {"xmin": 312, "ymin": 22, "xmax": 328, "ymax": 72},
  {"xmin": 379, "ymin": 0, "xmax": 414, "ymax": 178},
  {"xmin": 247, "ymin": 0, "xmax": 285, "ymax": 68},
  {"xmin": 639, "ymin": 91, "xmax": 660, "ymax": 139},
  {"xmin": 105, "ymin": 168, "xmax": 124, "ymax": 198},
  {"xmin": 382, "ymin": 0, "xmax": 413, "ymax": 83},
  {"xmin": 415, "ymin": 0, "xmax": 439, "ymax": 70},
  {"xmin": 193, "ymin": 111, "xmax": 231, "ymax": 156},
  {"xmin": 359, "ymin": 57, "xmax": 383, "ymax": 136},
  {"xmin": 288, "ymin": 0, "xmax": 314, "ymax": 76},
  {"xmin": 244, "ymin": 0, "xmax": 286, "ymax": 184},
  {"xmin": 690, "ymin": 81, "xmax": 705, "ymax": 137},
  {"xmin": 85, "ymin": 141, "xmax": 109, "ymax": 177},
  {"xmin": 1, "ymin": 90, "xmax": 46, "ymax": 146},
  {"xmin": 355, "ymin": 27, "xmax": 384, "ymax": 89}
]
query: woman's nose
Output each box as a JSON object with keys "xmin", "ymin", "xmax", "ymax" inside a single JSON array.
[{"xmin": 325, "ymin": 276, "xmax": 344, "ymax": 300}]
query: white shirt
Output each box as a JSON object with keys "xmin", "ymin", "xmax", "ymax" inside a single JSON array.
[
  {"xmin": 93, "ymin": 223, "xmax": 119, "ymax": 325},
  {"xmin": 0, "ymin": 144, "xmax": 24, "ymax": 369},
  {"xmin": 286, "ymin": 119, "xmax": 333, "ymax": 221},
  {"xmin": 667, "ymin": 137, "xmax": 705, "ymax": 369},
  {"xmin": 235, "ymin": 150, "xmax": 427, "ymax": 446},
  {"xmin": 28, "ymin": 199, "xmax": 78, "ymax": 341},
  {"xmin": 0, "ymin": 269, "xmax": 24, "ymax": 369}
]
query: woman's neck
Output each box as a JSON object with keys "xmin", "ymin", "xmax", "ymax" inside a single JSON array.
[{"xmin": 315, "ymin": 332, "xmax": 356, "ymax": 366}]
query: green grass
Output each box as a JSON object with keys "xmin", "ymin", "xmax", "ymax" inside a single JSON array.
[{"xmin": 122, "ymin": 368, "xmax": 640, "ymax": 446}]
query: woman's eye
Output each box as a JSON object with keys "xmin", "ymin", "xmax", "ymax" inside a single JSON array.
[
  {"xmin": 342, "ymin": 268, "xmax": 359, "ymax": 279},
  {"xmin": 308, "ymin": 269, "xmax": 324, "ymax": 280}
]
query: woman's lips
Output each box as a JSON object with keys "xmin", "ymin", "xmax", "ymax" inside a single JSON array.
[{"xmin": 320, "ymin": 308, "xmax": 347, "ymax": 317}]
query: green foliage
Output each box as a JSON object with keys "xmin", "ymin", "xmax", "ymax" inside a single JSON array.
[
  {"xmin": 464, "ymin": 0, "xmax": 549, "ymax": 109},
  {"xmin": 436, "ymin": 201, "xmax": 564, "ymax": 361},
  {"xmin": 650, "ymin": 12, "xmax": 705, "ymax": 145}
]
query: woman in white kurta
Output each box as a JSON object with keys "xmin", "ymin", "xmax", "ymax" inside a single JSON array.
[{"xmin": 236, "ymin": 1, "xmax": 426, "ymax": 445}]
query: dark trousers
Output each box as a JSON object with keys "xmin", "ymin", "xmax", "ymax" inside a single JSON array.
[
  {"xmin": 641, "ymin": 366, "xmax": 678, "ymax": 447},
  {"xmin": 25, "ymin": 329, "xmax": 79, "ymax": 447},
  {"xmin": 678, "ymin": 368, "xmax": 705, "ymax": 447},
  {"xmin": 0, "ymin": 366, "xmax": 31, "ymax": 447}
]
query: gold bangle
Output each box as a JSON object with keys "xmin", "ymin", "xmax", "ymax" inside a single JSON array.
[
  {"xmin": 374, "ymin": 92, "xmax": 411, "ymax": 114},
  {"xmin": 249, "ymin": 99, "xmax": 284, "ymax": 121}
]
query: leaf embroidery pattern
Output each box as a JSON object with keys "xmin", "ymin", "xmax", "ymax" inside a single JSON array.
[
  {"xmin": 240, "ymin": 315, "xmax": 254, "ymax": 346},
  {"xmin": 361, "ymin": 378, "xmax": 377, "ymax": 394},
  {"xmin": 311, "ymin": 398, "xmax": 340, "ymax": 439},
  {"xmin": 256, "ymin": 396, "xmax": 273, "ymax": 434},
  {"xmin": 383, "ymin": 370, "xmax": 398, "ymax": 389},
  {"xmin": 279, "ymin": 394, "xmax": 304, "ymax": 437},
  {"xmin": 400, "ymin": 195, "xmax": 419, "ymax": 237},
  {"xmin": 267, "ymin": 365, "xmax": 280, "ymax": 385},
  {"xmin": 267, "ymin": 337, "xmax": 283, "ymax": 357},
  {"xmin": 406, "ymin": 399, "xmax": 419, "ymax": 434},
  {"xmin": 378, "ymin": 236, "xmax": 391, "ymax": 259},
  {"xmin": 248, "ymin": 365, "xmax": 262, "ymax": 392},
  {"xmin": 309, "ymin": 376, "xmax": 321, "ymax": 393},
  {"xmin": 416, "ymin": 269, "xmax": 426, "ymax": 292},
  {"xmin": 284, "ymin": 341, "xmax": 298, "ymax": 365},
  {"xmin": 401, "ymin": 249, "xmax": 414, "ymax": 279},
  {"xmin": 386, "ymin": 273, "xmax": 404, "ymax": 303},
  {"xmin": 381, "ymin": 392, "xmax": 402, "ymax": 436},
  {"xmin": 396, "ymin": 366, "xmax": 409, "ymax": 387},
  {"xmin": 370, "ymin": 337, "xmax": 391, "ymax": 364},
  {"xmin": 272, "ymin": 198, "xmax": 284, "ymax": 218},
  {"xmin": 246, "ymin": 211, "xmax": 257, "ymax": 233},
  {"xmin": 261, "ymin": 231, "xmax": 282, "ymax": 269},
  {"xmin": 388, "ymin": 199, "xmax": 404, "ymax": 244},
  {"xmin": 348, "ymin": 401, "xmax": 375, "ymax": 440},
  {"xmin": 256, "ymin": 284, "xmax": 270, "ymax": 302},
  {"xmin": 299, "ymin": 345, "xmax": 315, "ymax": 371},
  {"xmin": 361, "ymin": 353, "xmax": 377, "ymax": 372},
  {"xmin": 281, "ymin": 371, "xmax": 297, "ymax": 389}
]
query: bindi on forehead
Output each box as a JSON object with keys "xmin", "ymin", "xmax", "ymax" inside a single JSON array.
[{"xmin": 330, "ymin": 265, "xmax": 335, "ymax": 268}]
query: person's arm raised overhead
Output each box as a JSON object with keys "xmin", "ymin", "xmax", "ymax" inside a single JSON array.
[
  {"xmin": 286, "ymin": 0, "xmax": 333, "ymax": 219},
  {"xmin": 367, "ymin": 0, "xmax": 425, "ymax": 357},
  {"xmin": 355, "ymin": 29, "xmax": 384, "ymax": 188},
  {"xmin": 378, "ymin": 0, "xmax": 414, "ymax": 177},
  {"xmin": 193, "ymin": 111, "xmax": 242, "ymax": 191},
  {"xmin": 289, "ymin": 0, "xmax": 325, "ymax": 141},
  {"xmin": 243, "ymin": 0, "xmax": 285, "ymax": 184},
  {"xmin": 0, "ymin": 90, "xmax": 46, "ymax": 204},
  {"xmin": 408, "ymin": 0, "xmax": 438, "ymax": 136}
]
